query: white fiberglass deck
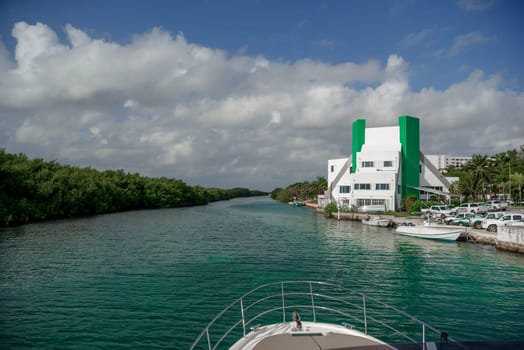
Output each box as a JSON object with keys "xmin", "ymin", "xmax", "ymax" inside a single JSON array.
[{"xmin": 230, "ymin": 321, "xmax": 393, "ymax": 350}]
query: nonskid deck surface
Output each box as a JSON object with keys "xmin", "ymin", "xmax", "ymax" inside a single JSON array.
[
  {"xmin": 252, "ymin": 333, "xmax": 392, "ymax": 350},
  {"xmin": 231, "ymin": 322, "xmax": 394, "ymax": 350}
]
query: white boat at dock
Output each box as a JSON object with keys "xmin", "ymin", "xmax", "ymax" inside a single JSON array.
[
  {"xmin": 395, "ymin": 222, "xmax": 465, "ymax": 241},
  {"xmin": 361, "ymin": 216, "xmax": 392, "ymax": 227},
  {"xmin": 189, "ymin": 280, "xmax": 455, "ymax": 350}
]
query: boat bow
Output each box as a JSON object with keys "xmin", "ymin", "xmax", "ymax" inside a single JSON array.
[{"xmin": 189, "ymin": 281, "xmax": 457, "ymax": 350}]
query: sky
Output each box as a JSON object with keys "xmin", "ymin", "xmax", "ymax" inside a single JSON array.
[{"xmin": 0, "ymin": 0, "xmax": 523, "ymax": 191}]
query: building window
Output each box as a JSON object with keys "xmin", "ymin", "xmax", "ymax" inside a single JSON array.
[
  {"xmin": 330, "ymin": 165, "xmax": 334, "ymax": 172},
  {"xmin": 362, "ymin": 161, "xmax": 374, "ymax": 168},
  {"xmin": 384, "ymin": 160, "xmax": 393, "ymax": 167},
  {"xmin": 339, "ymin": 185, "xmax": 350, "ymax": 193},
  {"xmin": 356, "ymin": 199, "xmax": 371, "ymax": 206},
  {"xmin": 355, "ymin": 183, "xmax": 371, "ymax": 190},
  {"xmin": 356, "ymin": 199, "xmax": 385, "ymax": 206},
  {"xmin": 375, "ymin": 183, "xmax": 390, "ymax": 190}
]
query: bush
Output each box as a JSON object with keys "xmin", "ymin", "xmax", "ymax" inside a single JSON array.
[
  {"xmin": 324, "ymin": 202, "xmax": 338, "ymax": 217},
  {"xmin": 400, "ymin": 195, "xmax": 417, "ymax": 212}
]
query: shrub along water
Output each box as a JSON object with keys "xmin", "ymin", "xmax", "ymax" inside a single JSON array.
[{"xmin": 0, "ymin": 149, "xmax": 266, "ymax": 226}]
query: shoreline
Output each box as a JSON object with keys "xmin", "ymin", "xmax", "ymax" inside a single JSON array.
[{"xmin": 304, "ymin": 203, "xmax": 522, "ymax": 254}]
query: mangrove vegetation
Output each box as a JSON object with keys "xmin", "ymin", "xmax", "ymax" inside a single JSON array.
[{"xmin": 0, "ymin": 149, "xmax": 266, "ymax": 226}]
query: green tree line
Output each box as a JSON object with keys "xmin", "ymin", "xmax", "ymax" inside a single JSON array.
[
  {"xmin": 0, "ymin": 149, "xmax": 267, "ymax": 226},
  {"xmin": 446, "ymin": 147, "xmax": 524, "ymax": 203},
  {"xmin": 270, "ymin": 176, "xmax": 327, "ymax": 203}
]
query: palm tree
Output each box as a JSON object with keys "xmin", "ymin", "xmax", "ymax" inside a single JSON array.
[
  {"xmin": 491, "ymin": 152, "xmax": 509, "ymax": 187},
  {"xmin": 312, "ymin": 176, "xmax": 327, "ymax": 195},
  {"xmin": 463, "ymin": 154, "xmax": 493, "ymax": 201},
  {"xmin": 458, "ymin": 173, "xmax": 476, "ymax": 202},
  {"xmin": 510, "ymin": 172, "xmax": 524, "ymax": 204}
]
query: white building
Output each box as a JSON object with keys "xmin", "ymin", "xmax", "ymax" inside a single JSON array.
[
  {"xmin": 320, "ymin": 116, "xmax": 457, "ymax": 211},
  {"xmin": 425, "ymin": 154, "xmax": 472, "ymax": 172}
]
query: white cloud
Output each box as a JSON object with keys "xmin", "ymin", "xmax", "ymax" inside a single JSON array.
[
  {"xmin": 0, "ymin": 22, "xmax": 522, "ymax": 190},
  {"xmin": 12, "ymin": 22, "xmax": 66, "ymax": 68},
  {"xmin": 65, "ymin": 24, "xmax": 91, "ymax": 47},
  {"xmin": 14, "ymin": 120, "xmax": 54, "ymax": 144},
  {"xmin": 447, "ymin": 32, "xmax": 495, "ymax": 57}
]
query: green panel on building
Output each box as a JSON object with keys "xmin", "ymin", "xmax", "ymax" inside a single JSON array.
[
  {"xmin": 351, "ymin": 119, "xmax": 366, "ymax": 173},
  {"xmin": 399, "ymin": 116, "xmax": 420, "ymax": 199}
]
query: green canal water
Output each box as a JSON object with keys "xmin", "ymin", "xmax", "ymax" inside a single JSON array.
[{"xmin": 1, "ymin": 196, "xmax": 524, "ymax": 349}]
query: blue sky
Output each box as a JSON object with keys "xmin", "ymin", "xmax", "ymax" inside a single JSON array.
[
  {"xmin": 2, "ymin": 0, "xmax": 522, "ymax": 90},
  {"xmin": 0, "ymin": 0, "xmax": 523, "ymax": 190}
]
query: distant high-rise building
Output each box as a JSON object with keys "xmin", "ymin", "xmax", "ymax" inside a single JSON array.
[{"xmin": 425, "ymin": 155, "xmax": 472, "ymax": 172}]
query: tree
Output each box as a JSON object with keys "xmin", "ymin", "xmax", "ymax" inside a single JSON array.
[
  {"xmin": 457, "ymin": 173, "xmax": 476, "ymax": 202},
  {"xmin": 463, "ymin": 154, "xmax": 492, "ymax": 201},
  {"xmin": 400, "ymin": 195, "xmax": 418, "ymax": 212},
  {"xmin": 323, "ymin": 202, "xmax": 338, "ymax": 217},
  {"xmin": 271, "ymin": 177, "xmax": 327, "ymax": 203},
  {"xmin": 312, "ymin": 176, "xmax": 327, "ymax": 195},
  {"xmin": 510, "ymin": 172, "xmax": 524, "ymax": 203},
  {"xmin": 0, "ymin": 149, "xmax": 267, "ymax": 226}
]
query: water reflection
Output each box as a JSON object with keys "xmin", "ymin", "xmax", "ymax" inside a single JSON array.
[{"xmin": 1, "ymin": 197, "xmax": 524, "ymax": 348}]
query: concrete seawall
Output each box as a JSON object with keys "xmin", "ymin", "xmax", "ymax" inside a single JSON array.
[
  {"xmin": 312, "ymin": 206, "xmax": 428, "ymax": 226},
  {"xmin": 307, "ymin": 204, "xmax": 523, "ymax": 254},
  {"xmin": 464, "ymin": 229, "xmax": 497, "ymax": 245},
  {"xmin": 497, "ymin": 225, "xmax": 524, "ymax": 253}
]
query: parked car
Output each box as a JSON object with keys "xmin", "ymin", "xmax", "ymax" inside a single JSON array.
[
  {"xmin": 427, "ymin": 205, "xmax": 455, "ymax": 218},
  {"xmin": 481, "ymin": 213, "xmax": 524, "ymax": 232},
  {"xmin": 455, "ymin": 214, "xmax": 479, "ymax": 226},
  {"xmin": 455, "ymin": 202, "xmax": 489, "ymax": 214},
  {"xmin": 484, "ymin": 201, "xmax": 507, "ymax": 211},
  {"xmin": 445, "ymin": 213, "xmax": 476, "ymax": 225},
  {"xmin": 469, "ymin": 212, "xmax": 505, "ymax": 229}
]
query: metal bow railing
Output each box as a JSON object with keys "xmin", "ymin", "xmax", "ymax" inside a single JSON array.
[{"xmin": 189, "ymin": 280, "xmax": 457, "ymax": 350}]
